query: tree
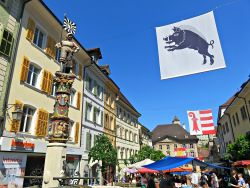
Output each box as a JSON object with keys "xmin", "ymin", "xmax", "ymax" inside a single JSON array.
[
  {"xmin": 88, "ymin": 134, "xmax": 117, "ymax": 176},
  {"xmin": 129, "ymin": 145, "xmax": 165, "ymax": 163},
  {"xmin": 226, "ymin": 135, "xmax": 250, "ymax": 161}
]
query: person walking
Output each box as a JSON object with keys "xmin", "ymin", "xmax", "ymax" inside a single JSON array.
[
  {"xmin": 211, "ymin": 172, "xmax": 219, "ymax": 188},
  {"xmin": 229, "ymin": 170, "xmax": 240, "ymax": 188},
  {"xmin": 238, "ymin": 173, "xmax": 246, "ymax": 188},
  {"xmin": 147, "ymin": 174, "xmax": 156, "ymax": 188}
]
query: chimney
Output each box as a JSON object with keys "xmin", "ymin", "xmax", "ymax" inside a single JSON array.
[
  {"xmin": 100, "ymin": 65, "xmax": 111, "ymax": 76},
  {"xmin": 86, "ymin": 48, "xmax": 102, "ymax": 64},
  {"xmin": 172, "ymin": 116, "xmax": 181, "ymax": 125}
]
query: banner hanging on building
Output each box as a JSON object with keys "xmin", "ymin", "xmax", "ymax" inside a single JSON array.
[
  {"xmin": 156, "ymin": 11, "xmax": 226, "ymax": 79},
  {"xmin": 187, "ymin": 109, "xmax": 216, "ymax": 135}
]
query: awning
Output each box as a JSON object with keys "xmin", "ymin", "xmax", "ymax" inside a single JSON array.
[
  {"xmin": 137, "ymin": 167, "xmax": 158, "ymax": 174},
  {"xmin": 143, "ymin": 156, "xmax": 230, "ymax": 171},
  {"xmin": 128, "ymin": 159, "xmax": 155, "ymax": 169},
  {"xmin": 163, "ymin": 167, "xmax": 192, "ymax": 173},
  {"xmin": 232, "ymin": 160, "xmax": 250, "ymax": 167}
]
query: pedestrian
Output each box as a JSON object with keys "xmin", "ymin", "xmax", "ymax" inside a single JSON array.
[
  {"xmin": 191, "ymin": 170, "xmax": 200, "ymax": 188},
  {"xmin": 238, "ymin": 173, "xmax": 246, "ymax": 188},
  {"xmin": 141, "ymin": 174, "xmax": 148, "ymax": 188},
  {"xmin": 211, "ymin": 172, "xmax": 219, "ymax": 188},
  {"xmin": 229, "ymin": 170, "xmax": 240, "ymax": 188},
  {"xmin": 200, "ymin": 172, "xmax": 209, "ymax": 188},
  {"xmin": 147, "ymin": 174, "xmax": 156, "ymax": 188}
]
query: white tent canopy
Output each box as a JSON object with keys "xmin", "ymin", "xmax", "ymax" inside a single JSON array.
[{"xmin": 128, "ymin": 159, "xmax": 155, "ymax": 169}]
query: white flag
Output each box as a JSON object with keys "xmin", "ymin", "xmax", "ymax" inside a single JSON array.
[
  {"xmin": 187, "ymin": 109, "xmax": 216, "ymax": 135},
  {"xmin": 156, "ymin": 11, "xmax": 226, "ymax": 79}
]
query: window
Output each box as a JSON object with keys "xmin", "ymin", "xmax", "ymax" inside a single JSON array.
[
  {"xmin": 55, "ymin": 49, "xmax": 61, "ymax": 62},
  {"xmin": 225, "ymin": 122, "xmax": 229, "ymax": 133},
  {"xmin": 182, "ymin": 144, "xmax": 186, "ymax": 148},
  {"xmin": 51, "ymin": 84, "xmax": 58, "ymax": 97},
  {"xmin": 166, "ymin": 151, "xmax": 170, "ymax": 156},
  {"xmin": 235, "ymin": 112, "xmax": 240, "ymax": 124},
  {"xmin": 159, "ymin": 145, "xmax": 162, "ymax": 150},
  {"xmin": 232, "ymin": 115, "xmax": 236, "ymax": 127},
  {"xmin": 240, "ymin": 106, "xmax": 248, "ymax": 121},
  {"xmin": 174, "ymin": 144, "xmax": 177, "ymax": 148},
  {"xmin": 26, "ymin": 64, "xmax": 41, "ymax": 87},
  {"xmin": 20, "ymin": 106, "xmax": 35, "ymax": 133},
  {"xmin": 105, "ymin": 114, "xmax": 109, "ymax": 128},
  {"xmin": 70, "ymin": 89, "xmax": 76, "ymax": 106},
  {"xmin": 190, "ymin": 144, "xmax": 193, "ymax": 148},
  {"xmin": 166, "ymin": 144, "xmax": 170, "ymax": 150},
  {"xmin": 93, "ymin": 107, "xmax": 101, "ymax": 125},
  {"xmin": 97, "ymin": 85, "xmax": 103, "ymax": 100},
  {"xmin": 33, "ymin": 27, "xmax": 45, "ymax": 49},
  {"xmin": 85, "ymin": 103, "xmax": 92, "ymax": 121},
  {"xmin": 222, "ymin": 124, "xmax": 226, "ymax": 134},
  {"xmin": 0, "ymin": 29, "xmax": 13, "ymax": 57}
]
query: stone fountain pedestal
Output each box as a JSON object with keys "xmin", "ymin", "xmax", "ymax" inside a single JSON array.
[{"xmin": 42, "ymin": 72, "xmax": 76, "ymax": 188}]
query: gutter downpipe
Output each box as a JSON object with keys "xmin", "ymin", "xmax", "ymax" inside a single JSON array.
[{"xmin": 1, "ymin": 0, "xmax": 31, "ymax": 136}]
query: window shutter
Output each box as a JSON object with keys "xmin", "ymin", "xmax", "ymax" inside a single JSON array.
[
  {"xmin": 36, "ymin": 109, "xmax": 49, "ymax": 137},
  {"xmin": 20, "ymin": 57, "xmax": 30, "ymax": 82},
  {"xmin": 41, "ymin": 70, "xmax": 48, "ymax": 92},
  {"xmin": 93, "ymin": 81, "xmax": 97, "ymax": 96},
  {"xmin": 85, "ymin": 75, "xmax": 89, "ymax": 90},
  {"xmin": 26, "ymin": 17, "xmax": 35, "ymax": 41},
  {"xmin": 47, "ymin": 72, "xmax": 53, "ymax": 94},
  {"xmin": 75, "ymin": 122, "xmax": 80, "ymax": 143},
  {"xmin": 79, "ymin": 63, "xmax": 83, "ymax": 80},
  {"xmin": 76, "ymin": 92, "xmax": 81, "ymax": 109},
  {"xmin": 0, "ymin": 23, "xmax": 4, "ymax": 47},
  {"xmin": 101, "ymin": 111, "xmax": 103, "ymax": 126},
  {"xmin": 86, "ymin": 132, "xmax": 90, "ymax": 150},
  {"xmin": 10, "ymin": 100, "xmax": 23, "ymax": 132},
  {"xmin": 93, "ymin": 107, "xmax": 96, "ymax": 123}
]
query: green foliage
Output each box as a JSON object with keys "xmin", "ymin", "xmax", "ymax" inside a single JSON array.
[
  {"xmin": 130, "ymin": 145, "xmax": 165, "ymax": 163},
  {"xmin": 226, "ymin": 135, "xmax": 250, "ymax": 161},
  {"xmin": 88, "ymin": 134, "xmax": 117, "ymax": 168}
]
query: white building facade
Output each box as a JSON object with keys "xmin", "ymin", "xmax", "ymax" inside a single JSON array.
[
  {"xmin": 116, "ymin": 93, "xmax": 140, "ymax": 176},
  {"xmin": 80, "ymin": 59, "xmax": 106, "ymax": 181}
]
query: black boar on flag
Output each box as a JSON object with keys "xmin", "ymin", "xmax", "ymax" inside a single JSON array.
[{"xmin": 156, "ymin": 12, "xmax": 226, "ymax": 79}]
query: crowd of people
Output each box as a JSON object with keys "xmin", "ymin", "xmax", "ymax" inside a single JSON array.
[{"xmin": 121, "ymin": 169, "xmax": 250, "ymax": 188}]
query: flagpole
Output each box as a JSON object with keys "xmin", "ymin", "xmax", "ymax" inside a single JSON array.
[{"xmin": 59, "ymin": 13, "xmax": 66, "ymax": 72}]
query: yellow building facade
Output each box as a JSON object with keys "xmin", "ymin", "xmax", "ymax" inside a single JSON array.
[
  {"xmin": 102, "ymin": 67, "xmax": 119, "ymax": 146},
  {"xmin": 0, "ymin": 1, "xmax": 91, "ymax": 184}
]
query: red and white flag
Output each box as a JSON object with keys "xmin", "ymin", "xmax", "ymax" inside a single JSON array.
[{"xmin": 187, "ymin": 109, "xmax": 216, "ymax": 135}]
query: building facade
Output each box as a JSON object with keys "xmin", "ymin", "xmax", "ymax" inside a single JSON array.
[
  {"xmin": 217, "ymin": 78, "xmax": 250, "ymax": 157},
  {"xmin": 0, "ymin": 0, "xmax": 26, "ymax": 127},
  {"xmin": 139, "ymin": 123, "xmax": 152, "ymax": 148},
  {"xmin": 0, "ymin": 1, "xmax": 91, "ymax": 186},
  {"xmin": 152, "ymin": 117, "xmax": 199, "ymax": 158},
  {"xmin": 116, "ymin": 92, "xmax": 140, "ymax": 176},
  {"xmin": 80, "ymin": 48, "xmax": 105, "ymax": 181},
  {"xmin": 102, "ymin": 65, "xmax": 119, "ymax": 147}
]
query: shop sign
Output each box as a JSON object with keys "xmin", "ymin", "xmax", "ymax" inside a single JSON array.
[
  {"xmin": 10, "ymin": 139, "xmax": 35, "ymax": 152},
  {"xmin": 0, "ymin": 153, "xmax": 27, "ymax": 187}
]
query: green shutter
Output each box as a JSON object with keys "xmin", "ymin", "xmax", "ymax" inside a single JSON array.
[
  {"xmin": 101, "ymin": 111, "xmax": 103, "ymax": 126},
  {"xmin": 94, "ymin": 135, "xmax": 97, "ymax": 144},
  {"xmin": 89, "ymin": 133, "xmax": 92, "ymax": 149},
  {"xmin": 93, "ymin": 81, "xmax": 97, "ymax": 95},
  {"xmin": 0, "ymin": 23, "xmax": 4, "ymax": 47},
  {"xmin": 85, "ymin": 102, "xmax": 88, "ymax": 121},
  {"xmin": 85, "ymin": 75, "xmax": 90, "ymax": 90},
  {"xmin": 86, "ymin": 132, "xmax": 90, "ymax": 150},
  {"xmin": 93, "ymin": 107, "xmax": 97, "ymax": 123}
]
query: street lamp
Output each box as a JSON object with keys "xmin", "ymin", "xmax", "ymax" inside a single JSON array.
[
  {"xmin": 11, "ymin": 105, "xmax": 23, "ymax": 121},
  {"xmin": 5, "ymin": 104, "xmax": 23, "ymax": 121}
]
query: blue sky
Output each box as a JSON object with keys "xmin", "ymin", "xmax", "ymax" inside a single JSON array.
[{"xmin": 44, "ymin": 0, "xmax": 250, "ymax": 131}]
